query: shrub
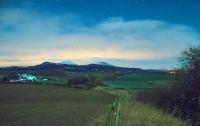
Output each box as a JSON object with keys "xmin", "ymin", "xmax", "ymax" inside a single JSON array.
[
  {"xmin": 137, "ymin": 46, "xmax": 200, "ymax": 126},
  {"xmin": 67, "ymin": 75, "xmax": 102, "ymax": 89}
]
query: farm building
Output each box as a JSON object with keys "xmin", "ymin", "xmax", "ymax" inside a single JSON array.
[
  {"xmin": 19, "ymin": 74, "xmax": 37, "ymax": 81},
  {"xmin": 169, "ymin": 70, "xmax": 177, "ymax": 74},
  {"xmin": 2, "ymin": 74, "xmax": 39, "ymax": 83}
]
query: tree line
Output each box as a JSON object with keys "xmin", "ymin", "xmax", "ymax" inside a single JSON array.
[{"xmin": 67, "ymin": 75, "xmax": 103, "ymax": 89}]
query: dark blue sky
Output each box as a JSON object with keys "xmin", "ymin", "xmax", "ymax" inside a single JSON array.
[
  {"xmin": 1, "ymin": 0, "xmax": 200, "ymax": 30},
  {"xmin": 0, "ymin": 0, "xmax": 200, "ymax": 68}
]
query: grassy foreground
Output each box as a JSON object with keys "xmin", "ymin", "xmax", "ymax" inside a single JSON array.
[
  {"xmin": 91, "ymin": 88, "xmax": 188, "ymax": 126},
  {"xmin": 0, "ymin": 84, "xmax": 114, "ymax": 126},
  {"xmin": 120, "ymin": 101, "xmax": 188, "ymax": 126},
  {"xmin": 0, "ymin": 84, "xmax": 188, "ymax": 126}
]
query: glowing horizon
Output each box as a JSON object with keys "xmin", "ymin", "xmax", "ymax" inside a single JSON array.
[{"xmin": 0, "ymin": 0, "xmax": 200, "ymax": 69}]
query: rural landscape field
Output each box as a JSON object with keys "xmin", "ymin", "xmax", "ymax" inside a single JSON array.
[
  {"xmin": 0, "ymin": 70, "xmax": 192, "ymax": 126},
  {"xmin": 0, "ymin": 0, "xmax": 200, "ymax": 126},
  {"xmin": 0, "ymin": 84, "xmax": 114, "ymax": 126},
  {"xmin": 104, "ymin": 73, "xmax": 175, "ymax": 89}
]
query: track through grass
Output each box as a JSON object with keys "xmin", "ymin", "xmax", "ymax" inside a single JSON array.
[
  {"xmin": 91, "ymin": 87, "xmax": 188, "ymax": 126},
  {"xmin": 103, "ymin": 90, "xmax": 127, "ymax": 126}
]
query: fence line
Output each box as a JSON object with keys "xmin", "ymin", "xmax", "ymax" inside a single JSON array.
[{"xmin": 103, "ymin": 91, "xmax": 127, "ymax": 126}]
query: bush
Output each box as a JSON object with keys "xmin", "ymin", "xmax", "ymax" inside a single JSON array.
[
  {"xmin": 137, "ymin": 46, "xmax": 200, "ymax": 126},
  {"xmin": 67, "ymin": 75, "xmax": 102, "ymax": 89}
]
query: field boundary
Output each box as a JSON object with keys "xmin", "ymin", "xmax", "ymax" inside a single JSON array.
[{"xmin": 102, "ymin": 89, "xmax": 128, "ymax": 126}]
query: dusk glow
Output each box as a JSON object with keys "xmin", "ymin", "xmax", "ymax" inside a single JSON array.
[{"xmin": 0, "ymin": 0, "xmax": 200, "ymax": 69}]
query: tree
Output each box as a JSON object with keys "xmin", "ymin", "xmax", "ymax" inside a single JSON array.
[
  {"xmin": 137, "ymin": 46, "xmax": 200, "ymax": 126},
  {"xmin": 67, "ymin": 75, "xmax": 102, "ymax": 89},
  {"xmin": 179, "ymin": 46, "xmax": 200, "ymax": 71},
  {"xmin": 177, "ymin": 46, "xmax": 200, "ymax": 125},
  {"xmin": 2, "ymin": 76, "xmax": 9, "ymax": 82},
  {"xmin": 178, "ymin": 46, "xmax": 200, "ymax": 84}
]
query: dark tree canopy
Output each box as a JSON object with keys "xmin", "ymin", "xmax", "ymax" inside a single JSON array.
[
  {"xmin": 67, "ymin": 75, "xmax": 102, "ymax": 89},
  {"xmin": 179, "ymin": 46, "xmax": 200, "ymax": 72},
  {"xmin": 178, "ymin": 46, "xmax": 200, "ymax": 125}
]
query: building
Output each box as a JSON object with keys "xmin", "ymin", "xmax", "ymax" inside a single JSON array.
[{"xmin": 19, "ymin": 74, "xmax": 37, "ymax": 82}]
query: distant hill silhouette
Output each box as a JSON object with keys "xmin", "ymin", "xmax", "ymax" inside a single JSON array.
[{"xmin": 0, "ymin": 62, "xmax": 167, "ymax": 75}]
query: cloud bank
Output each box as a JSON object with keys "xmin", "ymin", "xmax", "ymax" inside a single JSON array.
[{"xmin": 0, "ymin": 8, "xmax": 199, "ymax": 68}]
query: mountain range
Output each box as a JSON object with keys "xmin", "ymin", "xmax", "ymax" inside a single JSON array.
[{"xmin": 0, "ymin": 61, "xmax": 166, "ymax": 75}]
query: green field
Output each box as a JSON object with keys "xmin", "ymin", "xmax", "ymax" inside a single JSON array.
[
  {"xmin": 0, "ymin": 73, "xmax": 187, "ymax": 126},
  {"xmin": 91, "ymin": 89, "xmax": 187, "ymax": 126},
  {"xmin": 38, "ymin": 72, "xmax": 108, "ymax": 87},
  {"xmin": 119, "ymin": 100, "xmax": 187, "ymax": 126},
  {"xmin": 104, "ymin": 73, "xmax": 175, "ymax": 89},
  {"xmin": 0, "ymin": 84, "xmax": 114, "ymax": 126}
]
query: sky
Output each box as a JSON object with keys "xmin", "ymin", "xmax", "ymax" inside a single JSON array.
[{"xmin": 0, "ymin": 0, "xmax": 200, "ymax": 69}]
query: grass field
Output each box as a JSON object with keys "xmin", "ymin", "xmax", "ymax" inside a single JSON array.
[
  {"xmin": 90, "ymin": 89, "xmax": 187, "ymax": 126},
  {"xmin": 104, "ymin": 73, "xmax": 175, "ymax": 89},
  {"xmin": 0, "ymin": 73, "xmax": 187, "ymax": 126},
  {"xmin": 119, "ymin": 100, "xmax": 187, "ymax": 126},
  {"xmin": 0, "ymin": 84, "xmax": 114, "ymax": 126},
  {"xmin": 38, "ymin": 72, "xmax": 108, "ymax": 87}
]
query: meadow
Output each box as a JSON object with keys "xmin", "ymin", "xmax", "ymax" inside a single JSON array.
[
  {"xmin": 0, "ymin": 73, "xmax": 188, "ymax": 126},
  {"xmin": 0, "ymin": 84, "xmax": 114, "ymax": 126},
  {"xmin": 91, "ymin": 88, "xmax": 187, "ymax": 126},
  {"xmin": 104, "ymin": 73, "xmax": 175, "ymax": 89},
  {"xmin": 38, "ymin": 72, "xmax": 108, "ymax": 87},
  {"xmin": 119, "ymin": 100, "xmax": 187, "ymax": 126}
]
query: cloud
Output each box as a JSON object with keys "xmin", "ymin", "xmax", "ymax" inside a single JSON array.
[{"xmin": 0, "ymin": 8, "xmax": 200, "ymax": 68}]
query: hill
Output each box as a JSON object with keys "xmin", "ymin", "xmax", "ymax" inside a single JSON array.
[{"xmin": 0, "ymin": 62, "xmax": 166, "ymax": 75}]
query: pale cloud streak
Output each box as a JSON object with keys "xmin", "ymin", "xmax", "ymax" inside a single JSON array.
[{"xmin": 0, "ymin": 8, "xmax": 199, "ymax": 68}]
